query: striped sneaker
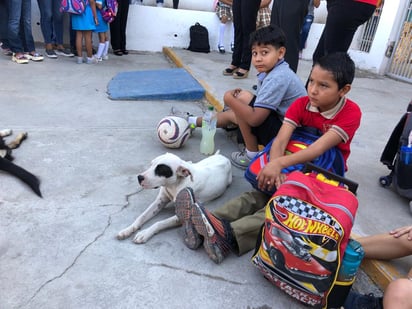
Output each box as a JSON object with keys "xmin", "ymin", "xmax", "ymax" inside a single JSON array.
[
  {"xmin": 190, "ymin": 203, "xmax": 234, "ymax": 264},
  {"xmin": 175, "ymin": 188, "xmax": 203, "ymax": 249}
]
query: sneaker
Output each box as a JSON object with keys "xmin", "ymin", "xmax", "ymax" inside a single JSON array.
[
  {"xmin": 94, "ymin": 55, "xmax": 103, "ymax": 62},
  {"xmin": 190, "ymin": 202, "xmax": 234, "ymax": 264},
  {"xmin": 175, "ymin": 188, "xmax": 203, "ymax": 249},
  {"xmin": 343, "ymin": 291, "xmax": 383, "ymax": 309},
  {"xmin": 102, "ymin": 54, "xmax": 109, "ymax": 60},
  {"xmin": 86, "ymin": 56, "xmax": 98, "ymax": 64},
  {"xmin": 70, "ymin": 47, "xmax": 78, "ymax": 57},
  {"xmin": 218, "ymin": 45, "xmax": 225, "ymax": 54},
  {"xmin": 55, "ymin": 48, "xmax": 74, "ymax": 57},
  {"xmin": 11, "ymin": 53, "xmax": 29, "ymax": 64},
  {"xmin": 76, "ymin": 57, "xmax": 83, "ymax": 64},
  {"xmin": 45, "ymin": 49, "xmax": 57, "ymax": 58},
  {"xmin": 2, "ymin": 46, "xmax": 12, "ymax": 56},
  {"xmin": 24, "ymin": 52, "xmax": 44, "ymax": 62},
  {"xmin": 231, "ymin": 150, "xmax": 251, "ymax": 169}
]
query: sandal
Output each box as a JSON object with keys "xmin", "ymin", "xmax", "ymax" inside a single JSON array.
[
  {"xmin": 25, "ymin": 52, "xmax": 44, "ymax": 62},
  {"xmin": 233, "ymin": 70, "xmax": 249, "ymax": 79},
  {"xmin": 223, "ymin": 66, "xmax": 238, "ymax": 76},
  {"xmin": 218, "ymin": 45, "xmax": 225, "ymax": 54},
  {"xmin": 12, "ymin": 53, "xmax": 29, "ymax": 64},
  {"xmin": 122, "ymin": 49, "xmax": 129, "ymax": 55},
  {"xmin": 113, "ymin": 50, "xmax": 123, "ymax": 56}
]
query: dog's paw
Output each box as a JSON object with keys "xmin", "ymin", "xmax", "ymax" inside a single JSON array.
[
  {"xmin": 0, "ymin": 129, "xmax": 12, "ymax": 137},
  {"xmin": 117, "ymin": 229, "xmax": 133, "ymax": 240},
  {"xmin": 132, "ymin": 231, "xmax": 151, "ymax": 244}
]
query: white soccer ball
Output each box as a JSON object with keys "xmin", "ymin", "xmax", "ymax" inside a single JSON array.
[{"xmin": 156, "ymin": 116, "xmax": 191, "ymax": 149}]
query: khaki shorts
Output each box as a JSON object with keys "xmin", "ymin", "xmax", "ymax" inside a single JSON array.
[
  {"xmin": 215, "ymin": 2, "xmax": 233, "ymax": 21},
  {"xmin": 256, "ymin": 7, "xmax": 271, "ymax": 29}
]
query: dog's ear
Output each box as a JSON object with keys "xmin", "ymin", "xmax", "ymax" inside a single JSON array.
[{"xmin": 176, "ymin": 166, "xmax": 193, "ymax": 181}]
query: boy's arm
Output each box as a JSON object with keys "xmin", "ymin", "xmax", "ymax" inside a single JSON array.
[
  {"xmin": 257, "ymin": 127, "xmax": 342, "ymax": 190},
  {"xmin": 225, "ymin": 89, "xmax": 271, "ymax": 127}
]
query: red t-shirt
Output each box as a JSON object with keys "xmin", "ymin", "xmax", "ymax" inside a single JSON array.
[
  {"xmin": 284, "ymin": 96, "xmax": 362, "ymax": 170},
  {"xmin": 354, "ymin": 0, "xmax": 378, "ymax": 6}
]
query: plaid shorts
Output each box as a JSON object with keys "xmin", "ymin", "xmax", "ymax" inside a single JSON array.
[
  {"xmin": 256, "ymin": 7, "xmax": 271, "ymax": 29},
  {"xmin": 215, "ymin": 2, "xmax": 233, "ymax": 21}
]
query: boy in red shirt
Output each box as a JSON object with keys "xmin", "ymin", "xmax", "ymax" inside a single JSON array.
[{"xmin": 176, "ymin": 52, "xmax": 362, "ymax": 264}]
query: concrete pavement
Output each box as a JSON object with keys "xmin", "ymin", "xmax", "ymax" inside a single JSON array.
[{"xmin": 1, "ymin": 47, "xmax": 412, "ymax": 309}]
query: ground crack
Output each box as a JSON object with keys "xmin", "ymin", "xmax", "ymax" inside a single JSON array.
[
  {"xmin": 24, "ymin": 188, "xmax": 142, "ymax": 307},
  {"xmin": 147, "ymin": 262, "xmax": 245, "ymax": 285}
]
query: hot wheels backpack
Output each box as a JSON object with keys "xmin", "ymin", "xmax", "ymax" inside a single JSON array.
[
  {"xmin": 379, "ymin": 99, "xmax": 412, "ymax": 210},
  {"xmin": 251, "ymin": 164, "xmax": 360, "ymax": 309}
]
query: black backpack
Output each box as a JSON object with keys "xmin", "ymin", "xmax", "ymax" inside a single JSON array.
[
  {"xmin": 379, "ymin": 99, "xmax": 412, "ymax": 204},
  {"xmin": 187, "ymin": 22, "xmax": 210, "ymax": 53}
]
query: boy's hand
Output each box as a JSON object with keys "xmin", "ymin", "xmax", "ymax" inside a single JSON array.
[
  {"xmin": 256, "ymin": 161, "xmax": 286, "ymax": 191},
  {"xmin": 390, "ymin": 225, "xmax": 412, "ymax": 240}
]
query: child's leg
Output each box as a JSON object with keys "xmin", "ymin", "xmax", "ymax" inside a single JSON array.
[
  {"xmin": 95, "ymin": 32, "xmax": 105, "ymax": 58},
  {"xmin": 84, "ymin": 30, "xmax": 93, "ymax": 58},
  {"xmin": 218, "ymin": 21, "xmax": 226, "ymax": 49},
  {"xmin": 76, "ymin": 30, "xmax": 83, "ymax": 59},
  {"xmin": 223, "ymin": 89, "xmax": 259, "ymax": 151},
  {"xmin": 102, "ymin": 33, "xmax": 109, "ymax": 58}
]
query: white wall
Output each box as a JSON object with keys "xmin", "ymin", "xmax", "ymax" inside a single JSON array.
[{"xmin": 30, "ymin": 0, "xmax": 405, "ymax": 75}]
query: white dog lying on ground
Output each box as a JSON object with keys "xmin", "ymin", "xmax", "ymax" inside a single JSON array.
[{"xmin": 117, "ymin": 151, "xmax": 232, "ymax": 243}]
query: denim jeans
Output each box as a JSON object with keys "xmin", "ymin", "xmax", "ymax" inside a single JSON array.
[
  {"xmin": 299, "ymin": 14, "xmax": 314, "ymax": 51},
  {"xmin": 37, "ymin": 0, "xmax": 64, "ymax": 45},
  {"xmin": 7, "ymin": 0, "xmax": 35, "ymax": 53}
]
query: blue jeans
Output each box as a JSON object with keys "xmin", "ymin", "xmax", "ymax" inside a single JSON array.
[
  {"xmin": 299, "ymin": 14, "xmax": 314, "ymax": 51},
  {"xmin": 37, "ymin": 0, "xmax": 64, "ymax": 45},
  {"xmin": 7, "ymin": 0, "xmax": 35, "ymax": 53}
]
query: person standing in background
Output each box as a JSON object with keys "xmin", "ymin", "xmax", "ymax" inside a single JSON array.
[
  {"xmin": 215, "ymin": 0, "xmax": 234, "ymax": 54},
  {"xmin": 110, "ymin": 0, "xmax": 129, "ymax": 56},
  {"xmin": 299, "ymin": 0, "xmax": 320, "ymax": 58},
  {"xmin": 312, "ymin": 0, "xmax": 378, "ymax": 62},
  {"xmin": 8, "ymin": 0, "xmax": 44, "ymax": 64},
  {"xmin": 270, "ymin": 0, "xmax": 309, "ymax": 73},
  {"xmin": 37, "ymin": 0, "xmax": 74, "ymax": 58},
  {"xmin": 222, "ymin": 0, "xmax": 261, "ymax": 79}
]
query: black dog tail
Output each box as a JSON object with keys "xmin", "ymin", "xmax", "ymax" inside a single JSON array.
[{"xmin": 0, "ymin": 157, "xmax": 42, "ymax": 197}]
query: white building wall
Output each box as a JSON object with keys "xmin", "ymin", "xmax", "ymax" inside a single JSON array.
[{"xmin": 30, "ymin": 0, "xmax": 404, "ymax": 75}]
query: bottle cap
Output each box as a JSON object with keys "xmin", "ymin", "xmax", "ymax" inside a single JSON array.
[{"xmin": 208, "ymin": 105, "xmax": 214, "ymax": 111}]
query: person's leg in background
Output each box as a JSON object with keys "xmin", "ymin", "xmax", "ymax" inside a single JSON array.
[
  {"xmin": 235, "ymin": 0, "xmax": 261, "ymax": 77},
  {"xmin": 312, "ymin": 0, "xmax": 375, "ymax": 62},
  {"xmin": 37, "ymin": 0, "xmax": 56, "ymax": 57},
  {"xmin": 119, "ymin": 0, "xmax": 129, "ymax": 54},
  {"xmin": 299, "ymin": 14, "xmax": 314, "ymax": 55},
  {"xmin": 0, "ymin": 0, "xmax": 11, "ymax": 53},
  {"xmin": 270, "ymin": 0, "xmax": 309, "ymax": 73},
  {"xmin": 52, "ymin": 0, "xmax": 73, "ymax": 56}
]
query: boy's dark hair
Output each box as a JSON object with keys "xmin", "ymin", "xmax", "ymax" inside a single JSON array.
[
  {"xmin": 314, "ymin": 52, "xmax": 355, "ymax": 89},
  {"xmin": 249, "ymin": 25, "xmax": 286, "ymax": 49}
]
